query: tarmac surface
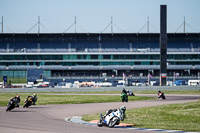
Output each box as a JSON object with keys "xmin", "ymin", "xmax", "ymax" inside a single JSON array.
[{"xmin": 0, "ymin": 93, "xmax": 199, "ymax": 133}]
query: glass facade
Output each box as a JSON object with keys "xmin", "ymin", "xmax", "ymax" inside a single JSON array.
[
  {"xmin": 0, "ymin": 54, "xmax": 199, "ymax": 61},
  {"xmin": 0, "ymin": 71, "xmax": 26, "ymax": 78},
  {"xmin": 44, "ymin": 71, "xmax": 51, "ymax": 78},
  {"xmin": 0, "ymin": 33, "xmax": 200, "ymax": 78},
  {"xmin": 0, "ymin": 54, "xmax": 200, "ymax": 66}
]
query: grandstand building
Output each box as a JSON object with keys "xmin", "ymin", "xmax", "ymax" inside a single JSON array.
[{"xmin": 0, "ymin": 33, "xmax": 200, "ymax": 82}]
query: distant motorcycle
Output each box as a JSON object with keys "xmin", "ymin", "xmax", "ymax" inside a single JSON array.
[
  {"xmin": 97, "ymin": 109, "xmax": 125, "ymax": 128},
  {"xmin": 127, "ymin": 90, "xmax": 135, "ymax": 96},
  {"xmin": 158, "ymin": 92, "xmax": 166, "ymax": 99},
  {"xmin": 23, "ymin": 96, "xmax": 33, "ymax": 108},
  {"xmin": 6, "ymin": 99, "xmax": 16, "ymax": 112},
  {"xmin": 121, "ymin": 93, "xmax": 128, "ymax": 102}
]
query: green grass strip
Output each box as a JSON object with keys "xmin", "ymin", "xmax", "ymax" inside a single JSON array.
[
  {"xmin": 0, "ymin": 92, "xmax": 154, "ymax": 106},
  {"xmin": 82, "ymin": 101, "xmax": 200, "ymax": 132},
  {"xmin": 0, "ymin": 77, "xmax": 27, "ymax": 83}
]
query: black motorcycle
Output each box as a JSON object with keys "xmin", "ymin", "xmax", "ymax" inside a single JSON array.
[
  {"xmin": 158, "ymin": 92, "xmax": 166, "ymax": 99},
  {"xmin": 23, "ymin": 96, "xmax": 33, "ymax": 108},
  {"xmin": 23, "ymin": 95, "xmax": 38, "ymax": 108},
  {"xmin": 6, "ymin": 99, "xmax": 16, "ymax": 112}
]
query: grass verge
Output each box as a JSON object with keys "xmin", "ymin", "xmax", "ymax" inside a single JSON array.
[
  {"xmin": 0, "ymin": 77, "xmax": 27, "ymax": 83},
  {"xmin": 82, "ymin": 101, "xmax": 200, "ymax": 132},
  {"xmin": 0, "ymin": 92, "xmax": 154, "ymax": 106}
]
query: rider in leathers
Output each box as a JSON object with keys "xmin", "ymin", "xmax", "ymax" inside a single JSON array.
[
  {"xmin": 10, "ymin": 95, "xmax": 21, "ymax": 107},
  {"xmin": 103, "ymin": 106, "xmax": 126, "ymax": 121}
]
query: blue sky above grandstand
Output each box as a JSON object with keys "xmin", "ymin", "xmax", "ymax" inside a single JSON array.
[{"xmin": 0, "ymin": 0, "xmax": 200, "ymax": 33}]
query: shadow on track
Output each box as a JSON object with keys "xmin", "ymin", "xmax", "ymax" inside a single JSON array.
[
  {"xmin": 8, "ymin": 110, "xmax": 35, "ymax": 113},
  {"xmin": 27, "ymin": 106, "xmax": 47, "ymax": 109}
]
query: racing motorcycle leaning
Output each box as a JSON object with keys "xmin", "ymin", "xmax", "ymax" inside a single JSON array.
[
  {"xmin": 6, "ymin": 95, "xmax": 20, "ymax": 112},
  {"xmin": 158, "ymin": 91, "xmax": 166, "ymax": 99},
  {"xmin": 23, "ymin": 94, "xmax": 37, "ymax": 108},
  {"xmin": 121, "ymin": 92, "xmax": 128, "ymax": 102},
  {"xmin": 23, "ymin": 96, "xmax": 33, "ymax": 108},
  {"xmin": 97, "ymin": 106, "xmax": 126, "ymax": 128},
  {"xmin": 6, "ymin": 99, "xmax": 16, "ymax": 112}
]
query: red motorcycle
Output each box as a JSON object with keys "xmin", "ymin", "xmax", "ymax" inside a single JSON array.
[{"xmin": 158, "ymin": 91, "xmax": 166, "ymax": 99}]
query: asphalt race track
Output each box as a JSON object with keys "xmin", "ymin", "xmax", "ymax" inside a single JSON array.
[{"xmin": 0, "ymin": 94, "xmax": 199, "ymax": 133}]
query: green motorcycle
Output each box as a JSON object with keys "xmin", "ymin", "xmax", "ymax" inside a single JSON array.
[{"xmin": 121, "ymin": 93, "xmax": 128, "ymax": 102}]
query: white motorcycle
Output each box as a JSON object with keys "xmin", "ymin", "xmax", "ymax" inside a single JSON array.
[{"xmin": 97, "ymin": 109, "xmax": 125, "ymax": 128}]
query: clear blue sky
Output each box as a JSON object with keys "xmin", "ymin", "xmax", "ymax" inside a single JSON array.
[{"xmin": 0, "ymin": 0, "xmax": 200, "ymax": 33}]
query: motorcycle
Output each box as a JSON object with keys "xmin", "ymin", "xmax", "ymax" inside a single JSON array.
[
  {"xmin": 127, "ymin": 91, "xmax": 135, "ymax": 96},
  {"xmin": 97, "ymin": 109, "xmax": 125, "ymax": 128},
  {"xmin": 6, "ymin": 99, "xmax": 16, "ymax": 112},
  {"xmin": 158, "ymin": 92, "xmax": 166, "ymax": 99},
  {"xmin": 23, "ymin": 96, "xmax": 33, "ymax": 108},
  {"xmin": 32, "ymin": 96, "xmax": 37, "ymax": 105},
  {"xmin": 121, "ymin": 93, "xmax": 128, "ymax": 102}
]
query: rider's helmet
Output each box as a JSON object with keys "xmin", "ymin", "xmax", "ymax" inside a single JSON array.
[
  {"xmin": 33, "ymin": 93, "xmax": 37, "ymax": 97},
  {"xmin": 120, "ymin": 106, "xmax": 126, "ymax": 112},
  {"xmin": 16, "ymin": 95, "xmax": 20, "ymax": 98},
  {"xmin": 158, "ymin": 90, "xmax": 161, "ymax": 93}
]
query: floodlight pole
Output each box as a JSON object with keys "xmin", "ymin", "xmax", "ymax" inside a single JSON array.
[
  {"xmin": 75, "ymin": 16, "xmax": 76, "ymax": 33},
  {"xmin": 147, "ymin": 16, "xmax": 149, "ymax": 33},
  {"xmin": 183, "ymin": 16, "xmax": 186, "ymax": 33},
  {"xmin": 111, "ymin": 16, "xmax": 113, "ymax": 33},
  {"xmin": 38, "ymin": 16, "xmax": 40, "ymax": 34},
  {"xmin": 1, "ymin": 16, "xmax": 3, "ymax": 33}
]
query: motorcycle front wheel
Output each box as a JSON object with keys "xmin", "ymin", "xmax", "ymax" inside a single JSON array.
[
  {"xmin": 23, "ymin": 101, "xmax": 29, "ymax": 108},
  {"xmin": 108, "ymin": 118, "xmax": 119, "ymax": 128},
  {"xmin": 6, "ymin": 105, "xmax": 11, "ymax": 112},
  {"xmin": 97, "ymin": 120, "xmax": 103, "ymax": 127},
  {"xmin": 6, "ymin": 102, "xmax": 13, "ymax": 112}
]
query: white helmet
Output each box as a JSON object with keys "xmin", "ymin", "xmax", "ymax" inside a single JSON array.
[{"xmin": 120, "ymin": 106, "xmax": 126, "ymax": 112}]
